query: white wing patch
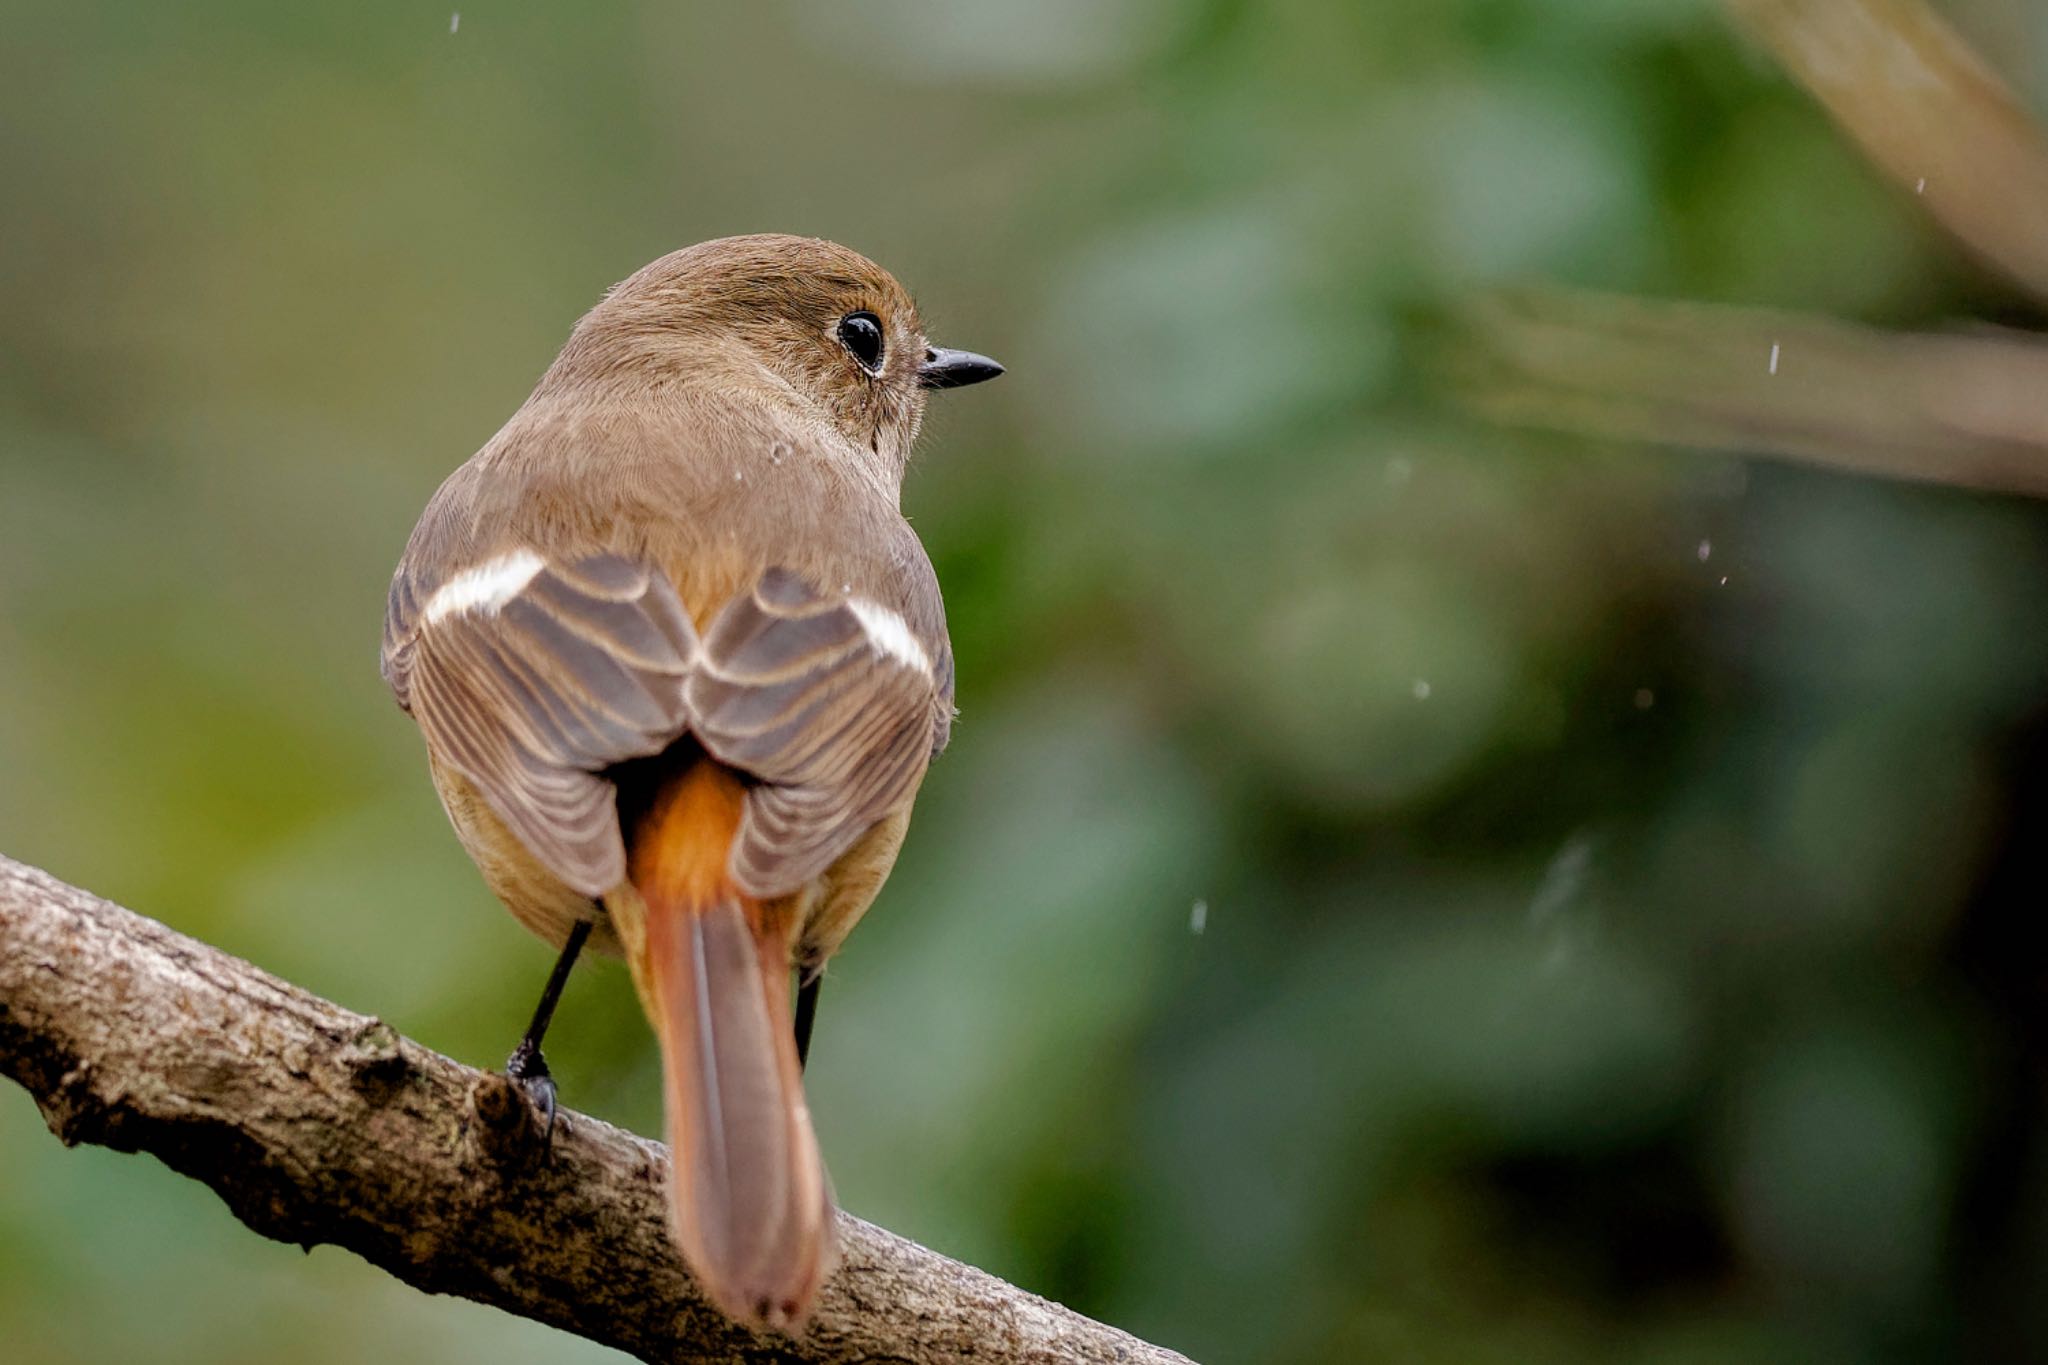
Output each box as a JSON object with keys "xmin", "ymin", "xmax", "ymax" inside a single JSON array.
[
  {"xmin": 422, "ymin": 549, "xmax": 545, "ymax": 626},
  {"xmin": 847, "ymin": 597, "xmax": 931, "ymax": 674}
]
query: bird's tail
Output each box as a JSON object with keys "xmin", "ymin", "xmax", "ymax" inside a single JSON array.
[{"xmin": 612, "ymin": 758, "xmax": 833, "ymax": 1331}]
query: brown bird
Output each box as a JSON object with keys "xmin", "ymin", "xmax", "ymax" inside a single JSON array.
[{"xmin": 378, "ymin": 235, "xmax": 1001, "ymax": 1330}]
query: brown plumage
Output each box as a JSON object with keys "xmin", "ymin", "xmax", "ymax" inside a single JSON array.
[{"xmin": 379, "ymin": 235, "xmax": 1000, "ymax": 1330}]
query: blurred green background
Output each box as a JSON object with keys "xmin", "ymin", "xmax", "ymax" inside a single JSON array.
[{"xmin": 5, "ymin": 2, "xmax": 2048, "ymax": 1362}]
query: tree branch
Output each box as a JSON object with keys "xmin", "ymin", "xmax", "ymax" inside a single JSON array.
[
  {"xmin": 1458, "ymin": 288, "xmax": 2048, "ymax": 498},
  {"xmin": 1727, "ymin": 0, "xmax": 2048, "ymax": 309},
  {"xmin": 0, "ymin": 853, "xmax": 1194, "ymax": 1365}
]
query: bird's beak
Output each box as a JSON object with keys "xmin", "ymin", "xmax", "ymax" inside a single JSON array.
[{"xmin": 918, "ymin": 347, "xmax": 1005, "ymax": 390}]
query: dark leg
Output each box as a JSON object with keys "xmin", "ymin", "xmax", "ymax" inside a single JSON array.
[
  {"xmin": 794, "ymin": 969, "xmax": 822, "ymax": 1073},
  {"xmin": 506, "ymin": 918, "xmax": 592, "ymax": 1148}
]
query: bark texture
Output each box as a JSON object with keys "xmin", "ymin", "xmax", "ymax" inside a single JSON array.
[{"xmin": 0, "ymin": 853, "xmax": 1193, "ymax": 1365}]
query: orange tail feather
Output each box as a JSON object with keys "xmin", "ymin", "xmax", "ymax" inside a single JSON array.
[{"xmin": 625, "ymin": 760, "xmax": 833, "ymax": 1331}]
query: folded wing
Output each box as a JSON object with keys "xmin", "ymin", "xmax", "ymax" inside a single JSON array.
[
  {"xmin": 690, "ymin": 567, "xmax": 944, "ymax": 897},
  {"xmin": 382, "ymin": 554, "xmax": 948, "ymax": 900}
]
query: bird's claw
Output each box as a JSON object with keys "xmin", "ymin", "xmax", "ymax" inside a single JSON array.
[{"xmin": 505, "ymin": 1039, "xmax": 563, "ymax": 1155}]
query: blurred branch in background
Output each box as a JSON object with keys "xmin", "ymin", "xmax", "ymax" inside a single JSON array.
[
  {"xmin": 1728, "ymin": 0, "xmax": 2048, "ymax": 307},
  {"xmin": 0, "ymin": 855, "xmax": 1196, "ymax": 1365},
  {"xmin": 1463, "ymin": 0, "xmax": 2048, "ymax": 497},
  {"xmin": 1460, "ymin": 288, "xmax": 2048, "ymax": 498}
]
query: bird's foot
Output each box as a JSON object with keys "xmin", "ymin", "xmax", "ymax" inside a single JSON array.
[{"xmin": 505, "ymin": 1038, "xmax": 566, "ymax": 1155}]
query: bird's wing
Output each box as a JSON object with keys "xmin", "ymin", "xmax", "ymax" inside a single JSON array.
[
  {"xmin": 381, "ymin": 550, "xmax": 698, "ymax": 897},
  {"xmin": 690, "ymin": 566, "xmax": 947, "ymax": 898},
  {"xmin": 384, "ymin": 548, "xmax": 948, "ymax": 901}
]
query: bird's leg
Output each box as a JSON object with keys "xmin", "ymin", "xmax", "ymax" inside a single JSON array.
[
  {"xmin": 506, "ymin": 917, "xmax": 592, "ymax": 1150},
  {"xmin": 794, "ymin": 964, "xmax": 823, "ymax": 1073}
]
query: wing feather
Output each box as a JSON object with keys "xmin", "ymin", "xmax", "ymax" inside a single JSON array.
[
  {"xmin": 383, "ymin": 552, "xmax": 948, "ymax": 903},
  {"xmin": 382, "ymin": 551, "xmax": 696, "ymax": 896},
  {"xmin": 691, "ymin": 569, "xmax": 942, "ymax": 897}
]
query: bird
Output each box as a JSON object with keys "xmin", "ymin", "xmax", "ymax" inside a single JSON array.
[{"xmin": 378, "ymin": 234, "xmax": 1002, "ymax": 1330}]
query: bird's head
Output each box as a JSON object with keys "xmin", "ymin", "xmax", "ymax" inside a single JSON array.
[{"xmin": 555, "ymin": 234, "xmax": 1001, "ymax": 468}]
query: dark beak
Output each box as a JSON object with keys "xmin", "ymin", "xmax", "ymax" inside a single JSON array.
[{"xmin": 918, "ymin": 346, "xmax": 1005, "ymax": 390}]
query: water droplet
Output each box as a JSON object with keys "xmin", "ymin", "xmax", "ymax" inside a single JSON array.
[
  {"xmin": 1768, "ymin": 342, "xmax": 1780, "ymax": 375},
  {"xmin": 1528, "ymin": 834, "xmax": 1592, "ymax": 925},
  {"xmin": 1412, "ymin": 679, "xmax": 1432, "ymax": 700},
  {"xmin": 1528, "ymin": 833, "xmax": 1595, "ymax": 973},
  {"xmin": 1634, "ymin": 689, "xmax": 1655, "ymax": 710},
  {"xmin": 449, "ymin": 11, "xmax": 460, "ymax": 33},
  {"xmin": 1189, "ymin": 900, "xmax": 1208, "ymax": 935},
  {"xmin": 1696, "ymin": 539, "xmax": 1712, "ymax": 562}
]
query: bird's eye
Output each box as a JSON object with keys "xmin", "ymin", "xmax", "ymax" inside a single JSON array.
[{"xmin": 836, "ymin": 311, "xmax": 885, "ymax": 374}]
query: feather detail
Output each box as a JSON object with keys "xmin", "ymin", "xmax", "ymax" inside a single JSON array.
[
  {"xmin": 387, "ymin": 551, "xmax": 697, "ymax": 896},
  {"xmin": 613, "ymin": 760, "xmax": 834, "ymax": 1331}
]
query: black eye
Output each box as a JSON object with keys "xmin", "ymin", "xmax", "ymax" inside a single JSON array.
[{"xmin": 836, "ymin": 311, "xmax": 885, "ymax": 374}]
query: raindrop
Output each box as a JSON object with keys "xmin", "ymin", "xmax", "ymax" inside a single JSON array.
[
  {"xmin": 1529, "ymin": 833, "xmax": 1595, "ymax": 973},
  {"xmin": 1529, "ymin": 834, "xmax": 1592, "ymax": 925}
]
